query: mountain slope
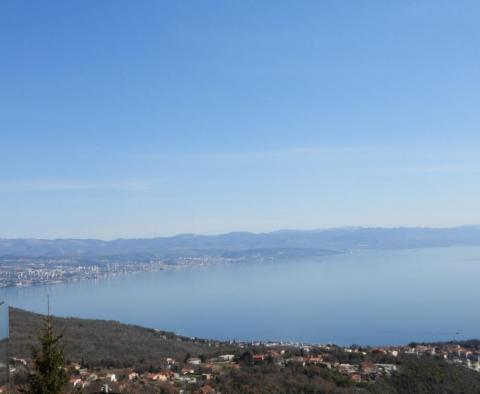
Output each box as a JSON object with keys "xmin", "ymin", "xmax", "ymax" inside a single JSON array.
[{"xmin": 2, "ymin": 226, "xmax": 480, "ymax": 258}]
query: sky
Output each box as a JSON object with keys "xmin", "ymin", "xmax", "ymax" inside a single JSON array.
[{"xmin": 1, "ymin": 0, "xmax": 480, "ymax": 239}]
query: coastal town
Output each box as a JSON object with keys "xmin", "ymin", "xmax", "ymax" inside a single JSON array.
[
  {"xmin": 5, "ymin": 340, "xmax": 480, "ymax": 393},
  {"xmin": 0, "ymin": 256, "xmax": 231, "ymax": 288}
]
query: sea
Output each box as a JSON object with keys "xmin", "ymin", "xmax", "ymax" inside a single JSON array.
[{"xmin": 1, "ymin": 245, "xmax": 479, "ymax": 346}]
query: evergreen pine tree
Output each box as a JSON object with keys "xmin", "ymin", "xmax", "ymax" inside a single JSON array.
[{"xmin": 22, "ymin": 314, "xmax": 68, "ymax": 394}]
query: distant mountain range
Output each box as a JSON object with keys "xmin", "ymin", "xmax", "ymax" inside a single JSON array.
[{"xmin": 1, "ymin": 226, "xmax": 480, "ymax": 258}]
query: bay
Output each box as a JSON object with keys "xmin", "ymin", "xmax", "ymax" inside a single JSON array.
[{"xmin": 1, "ymin": 246, "xmax": 479, "ymax": 346}]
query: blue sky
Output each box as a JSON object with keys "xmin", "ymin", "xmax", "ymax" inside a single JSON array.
[{"xmin": 1, "ymin": 0, "xmax": 480, "ymax": 239}]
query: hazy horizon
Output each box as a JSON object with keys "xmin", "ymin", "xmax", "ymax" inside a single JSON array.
[{"xmin": 1, "ymin": 224, "xmax": 480, "ymax": 242}]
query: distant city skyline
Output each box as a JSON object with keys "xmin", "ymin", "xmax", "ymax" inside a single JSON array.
[{"xmin": 2, "ymin": 1, "xmax": 480, "ymax": 239}]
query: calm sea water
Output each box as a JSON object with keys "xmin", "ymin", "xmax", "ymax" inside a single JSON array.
[{"xmin": 1, "ymin": 246, "xmax": 480, "ymax": 345}]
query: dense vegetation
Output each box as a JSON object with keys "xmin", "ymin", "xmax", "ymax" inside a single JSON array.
[
  {"xmin": 373, "ymin": 355, "xmax": 480, "ymax": 394},
  {"xmin": 10, "ymin": 308, "xmax": 236, "ymax": 371},
  {"xmin": 214, "ymin": 364, "xmax": 361, "ymax": 394},
  {"xmin": 213, "ymin": 356, "xmax": 480, "ymax": 394}
]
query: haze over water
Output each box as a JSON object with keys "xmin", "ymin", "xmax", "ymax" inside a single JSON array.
[{"xmin": 3, "ymin": 245, "xmax": 479, "ymax": 346}]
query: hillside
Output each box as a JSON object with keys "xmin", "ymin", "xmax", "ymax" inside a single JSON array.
[
  {"xmin": 8, "ymin": 308, "xmax": 480, "ymax": 393},
  {"xmin": 9, "ymin": 308, "xmax": 236, "ymax": 370}
]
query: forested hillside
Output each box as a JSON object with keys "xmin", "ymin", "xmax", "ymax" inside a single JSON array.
[{"xmin": 9, "ymin": 308, "xmax": 236, "ymax": 370}]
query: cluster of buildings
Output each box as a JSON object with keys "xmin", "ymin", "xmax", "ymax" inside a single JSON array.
[
  {"xmin": 7, "ymin": 355, "xmax": 231, "ymax": 393},
  {"xmin": 316, "ymin": 342, "xmax": 480, "ymax": 379},
  {"xmin": 242, "ymin": 345, "xmax": 399, "ymax": 383},
  {"xmin": 399, "ymin": 343, "xmax": 480, "ymax": 371},
  {"xmin": 5, "ymin": 341, "xmax": 479, "ymax": 393},
  {"xmin": 0, "ymin": 256, "xmax": 231, "ymax": 288}
]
